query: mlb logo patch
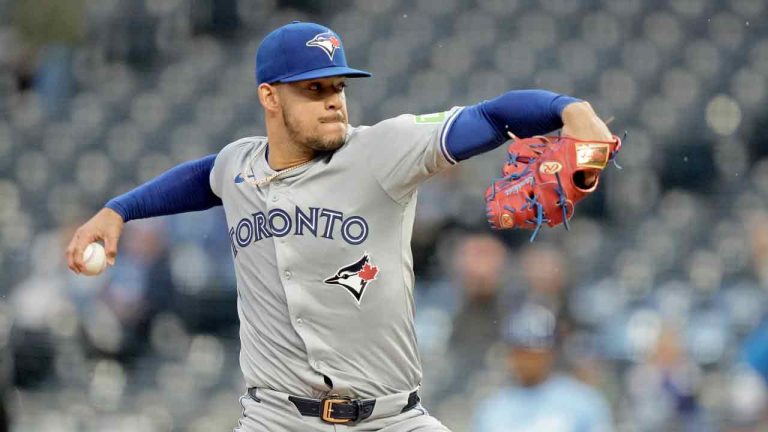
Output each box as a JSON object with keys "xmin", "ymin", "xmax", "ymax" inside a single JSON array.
[{"xmin": 306, "ymin": 32, "xmax": 341, "ymax": 60}]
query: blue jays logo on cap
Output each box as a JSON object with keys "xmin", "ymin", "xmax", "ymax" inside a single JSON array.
[
  {"xmin": 255, "ymin": 21, "xmax": 372, "ymax": 85},
  {"xmin": 306, "ymin": 32, "xmax": 341, "ymax": 60}
]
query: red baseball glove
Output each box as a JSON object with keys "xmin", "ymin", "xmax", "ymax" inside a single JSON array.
[{"xmin": 485, "ymin": 133, "xmax": 622, "ymax": 241}]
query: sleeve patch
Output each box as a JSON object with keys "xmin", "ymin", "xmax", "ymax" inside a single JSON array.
[{"xmin": 414, "ymin": 111, "xmax": 448, "ymax": 124}]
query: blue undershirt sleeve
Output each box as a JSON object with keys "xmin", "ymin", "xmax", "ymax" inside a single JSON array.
[
  {"xmin": 444, "ymin": 89, "xmax": 582, "ymax": 161},
  {"xmin": 105, "ymin": 154, "xmax": 222, "ymax": 222}
]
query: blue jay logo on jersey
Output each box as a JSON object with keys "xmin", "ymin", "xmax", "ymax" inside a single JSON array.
[
  {"xmin": 324, "ymin": 253, "xmax": 379, "ymax": 303},
  {"xmin": 306, "ymin": 32, "xmax": 341, "ymax": 60}
]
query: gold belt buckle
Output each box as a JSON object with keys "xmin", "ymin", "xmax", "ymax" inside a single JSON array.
[{"xmin": 321, "ymin": 395, "xmax": 353, "ymax": 424}]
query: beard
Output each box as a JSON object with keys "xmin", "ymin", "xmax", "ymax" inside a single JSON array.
[{"xmin": 283, "ymin": 108, "xmax": 346, "ymax": 152}]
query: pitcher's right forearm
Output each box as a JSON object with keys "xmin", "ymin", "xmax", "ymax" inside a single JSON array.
[{"xmin": 106, "ymin": 154, "xmax": 222, "ymax": 222}]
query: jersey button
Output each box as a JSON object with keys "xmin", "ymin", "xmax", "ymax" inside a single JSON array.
[
  {"xmin": 284, "ymin": 271, "xmax": 292, "ymax": 279},
  {"xmin": 271, "ymin": 195, "xmax": 279, "ymax": 202},
  {"xmin": 296, "ymin": 318, "xmax": 303, "ymax": 326}
]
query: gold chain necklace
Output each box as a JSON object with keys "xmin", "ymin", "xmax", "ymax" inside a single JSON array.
[{"xmin": 245, "ymin": 147, "xmax": 313, "ymax": 187}]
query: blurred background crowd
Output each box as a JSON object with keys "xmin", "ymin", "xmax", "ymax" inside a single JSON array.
[{"xmin": 1, "ymin": 0, "xmax": 768, "ymax": 430}]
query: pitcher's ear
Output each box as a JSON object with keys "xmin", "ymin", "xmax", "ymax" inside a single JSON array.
[{"xmin": 258, "ymin": 83, "xmax": 281, "ymax": 112}]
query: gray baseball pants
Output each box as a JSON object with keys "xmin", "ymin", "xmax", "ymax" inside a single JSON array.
[{"xmin": 233, "ymin": 388, "xmax": 451, "ymax": 432}]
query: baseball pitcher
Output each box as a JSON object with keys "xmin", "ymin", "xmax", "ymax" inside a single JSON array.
[{"xmin": 66, "ymin": 22, "xmax": 617, "ymax": 431}]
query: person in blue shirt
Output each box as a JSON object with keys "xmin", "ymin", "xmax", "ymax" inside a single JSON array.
[{"xmin": 473, "ymin": 303, "xmax": 613, "ymax": 432}]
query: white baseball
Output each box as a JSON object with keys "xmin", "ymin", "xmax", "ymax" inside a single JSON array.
[{"xmin": 82, "ymin": 242, "xmax": 108, "ymax": 276}]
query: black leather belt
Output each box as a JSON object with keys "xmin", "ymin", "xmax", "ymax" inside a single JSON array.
[{"xmin": 248, "ymin": 388, "xmax": 419, "ymax": 424}]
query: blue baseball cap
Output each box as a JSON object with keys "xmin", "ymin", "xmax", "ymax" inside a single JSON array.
[
  {"xmin": 502, "ymin": 303, "xmax": 557, "ymax": 350},
  {"xmin": 255, "ymin": 21, "xmax": 372, "ymax": 85}
]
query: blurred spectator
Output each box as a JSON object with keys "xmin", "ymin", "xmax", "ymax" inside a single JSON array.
[
  {"xmin": 9, "ymin": 229, "xmax": 76, "ymax": 387},
  {"xmin": 11, "ymin": 0, "xmax": 84, "ymax": 118},
  {"xmin": 419, "ymin": 232, "xmax": 510, "ymax": 407},
  {"xmin": 518, "ymin": 244, "xmax": 570, "ymax": 316},
  {"xmin": 412, "ymin": 170, "xmax": 467, "ymax": 279},
  {"xmin": 473, "ymin": 303, "xmax": 613, "ymax": 432},
  {"xmin": 165, "ymin": 211, "xmax": 239, "ymax": 332},
  {"xmin": 622, "ymin": 325, "xmax": 710, "ymax": 432},
  {"xmin": 444, "ymin": 233, "xmax": 509, "ymax": 386},
  {"xmin": 736, "ymin": 321, "xmax": 768, "ymax": 430},
  {"xmin": 89, "ymin": 219, "xmax": 174, "ymax": 359}
]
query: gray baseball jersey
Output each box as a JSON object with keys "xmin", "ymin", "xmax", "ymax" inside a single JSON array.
[{"xmin": 209, "ymin": 107, "xmax": 463, "ymax": 399}]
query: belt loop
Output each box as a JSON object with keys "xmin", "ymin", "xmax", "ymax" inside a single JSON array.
[
  {"xmin": 401, "ymin": 390, "xmax": 419, "ymax": 413},
  {"xmin": 247, "ymin": 387, "xmax": 261, "ymax": 403},
  {"xmin": 353, "ymin": 399, "xmax": 363, "ymax": 423}
]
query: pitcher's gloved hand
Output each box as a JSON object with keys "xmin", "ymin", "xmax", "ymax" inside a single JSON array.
[{"xmin": 485, "ymin": 133, "xmax": 622, "ymax": 241}]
